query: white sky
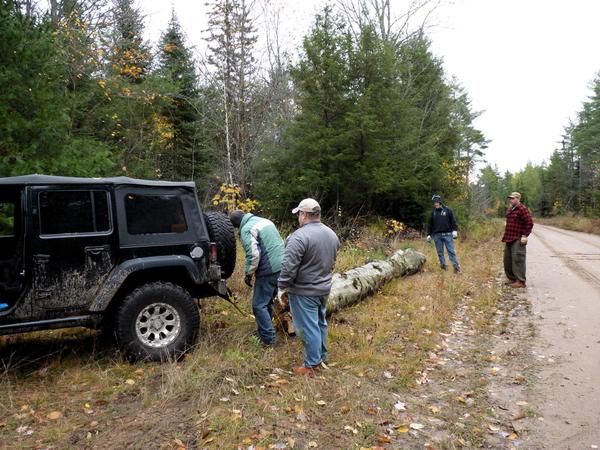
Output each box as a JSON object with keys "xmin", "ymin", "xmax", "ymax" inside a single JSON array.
[{"xmin": 140, "ymin": 0, "xmax": 600, "ymax": 175}]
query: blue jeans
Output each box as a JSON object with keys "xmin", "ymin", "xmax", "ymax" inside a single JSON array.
[
  {"xmin": 252, "ymin": 272, "xmax": 279, "ymax": 344},
  {"xmin": 288, "ymin": 294, "xmax": 328, "ymax": 367},
  {"xmin": 433, "ymin": 233, "xmax": 460, "ymax": 269}
]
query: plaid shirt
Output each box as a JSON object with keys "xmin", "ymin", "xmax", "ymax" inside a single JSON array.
[{"xmin": 502, "ymin": 202, "xmax": 534, "ymax": 243}]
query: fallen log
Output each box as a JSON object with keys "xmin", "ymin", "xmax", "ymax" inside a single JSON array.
[
  {"xmin": 273, "ymin": 248, "xmax": 426, "ymax": 333},
  {"xmin": 327, "ymin": 248, "xmax": 426, "ymax": 314}
]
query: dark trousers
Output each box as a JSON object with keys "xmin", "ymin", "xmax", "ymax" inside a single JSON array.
[{"xmin": 504, "ymin": 241, "xmax": 526, "ymax": 282}]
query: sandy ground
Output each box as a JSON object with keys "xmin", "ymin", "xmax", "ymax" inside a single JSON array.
[{"xmin": 523, "ymin": 224, "xmax": 600, "ymax": 448}]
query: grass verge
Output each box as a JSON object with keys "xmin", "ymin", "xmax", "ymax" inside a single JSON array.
[
  {"xmin": 0, "ymin": 220, "xmax": 505, "ymax": 449},
  {"xmin": 537, "ymin": 215, "xmax": 600, "ymax": 235}
]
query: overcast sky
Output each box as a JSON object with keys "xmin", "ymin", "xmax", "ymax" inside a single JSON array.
[{"xmin": 141, "ymin": 0, "xmax": 600, "ymax": 175}]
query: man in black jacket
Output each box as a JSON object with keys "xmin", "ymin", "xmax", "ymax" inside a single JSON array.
[{"xmin": 426, "ymin": 195, "xmax": 461, "ymax": 272}]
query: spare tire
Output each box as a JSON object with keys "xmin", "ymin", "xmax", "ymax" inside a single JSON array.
[{"xmin": 203, "ymin": 211, "xmax": 236, "ymax": 279}]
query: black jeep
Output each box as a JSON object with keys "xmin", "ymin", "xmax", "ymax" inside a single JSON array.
[{"xmin": 0, "ymin": 175, "xmax": 236, "ymax": 361}]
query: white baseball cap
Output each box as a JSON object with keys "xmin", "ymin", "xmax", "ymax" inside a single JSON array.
[{"xmin": 292, "ymin": 198, "xmax": 321, "ymax": 214}]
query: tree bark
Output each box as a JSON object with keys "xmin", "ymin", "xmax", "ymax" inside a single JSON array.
[
  {"xmin": 274, "ymin": 248, "xmax": 426, "ymax": 334},
  {"xmin": 327, "ymin": 248, "xmax": 426, "ymax": 314}
]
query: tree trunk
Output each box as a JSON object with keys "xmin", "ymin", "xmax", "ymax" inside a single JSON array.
[
  {"xmin": 274, "ymin": 248, "xmax": 426, "ymax": 334},
  {"xmin": 327, "ymin": 248, "xmax": 426, "ymax": 314}
]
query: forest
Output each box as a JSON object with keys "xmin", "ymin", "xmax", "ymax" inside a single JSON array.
[{"xmin": 1, "ymin": 0, "xmax": 597, "ymax": 226}]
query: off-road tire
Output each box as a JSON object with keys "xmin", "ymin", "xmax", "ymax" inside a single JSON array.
[
  {"xmin": 203, "ymin": 211, "xmax": 236, "ymax": 279},
  {"xmin": 115, "ymin": 282, "xmax": 199, "ymax": 362}
]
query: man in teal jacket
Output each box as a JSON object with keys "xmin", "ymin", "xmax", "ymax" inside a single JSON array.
[{"xmin": 230, "ymin": 210, "xmax": 284, "ymax": 346}]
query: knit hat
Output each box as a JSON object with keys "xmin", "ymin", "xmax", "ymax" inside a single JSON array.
[
  {"xmin": 431, "ymin": 194, "xmax": 443, "ymax": 203},
  {"xmin": 229, "ymin": 210, "xmax": 246, "ymax": 228}
]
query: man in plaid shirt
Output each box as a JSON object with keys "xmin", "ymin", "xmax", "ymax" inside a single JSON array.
[{"xmin": 502, "ymin": 192, "xmax": 534, "ymax": 288}]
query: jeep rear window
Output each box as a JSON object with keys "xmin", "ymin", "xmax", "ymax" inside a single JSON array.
[
  {"xmin": 124, "ymin": 194, "xmax": 188, "ymax": 235},
  {"xmin": 39, "ymin": 191, "xmax": 111, "ymax": 235},
  {"xmin": 0, "ymin": 202, "xmax": 15, "ymax": 236}
]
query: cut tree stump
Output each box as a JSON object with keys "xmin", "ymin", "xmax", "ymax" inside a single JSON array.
[{"xmin": 273, "ymin": 248, "xmax": 426, "ymax": 332}]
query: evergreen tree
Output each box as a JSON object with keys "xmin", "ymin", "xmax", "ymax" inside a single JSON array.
[
  {"xmin": 0, "ymin": 0, "xmax": 112, "ymax": 176},
  {"xmin": 156, "ymin": 11, "xmax": 208, "ymax": 181},
  {"xmin": 108, "ymin": 0, "xmax": 150, "ymax": 83}
]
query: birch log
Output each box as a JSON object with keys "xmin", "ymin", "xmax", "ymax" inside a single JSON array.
[
  {"xmin": 327, "ymin": 248, "xmax": 426, "ymax": 314},
  {"xmin": 273, "ymin": 248, "xmax": 426, "ymax": 334}
]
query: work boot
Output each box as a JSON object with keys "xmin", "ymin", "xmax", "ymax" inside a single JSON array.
[
  {"xmin": 510, "ymin": 280, "xmax": 526, "ymax": 289},
  {"xmin": 453, "ymin": 265, "xmax": 461, "ymax": 273},
  {"xmin": 440, "ymin": 265, "xmax": 447, "ymax": 271},
  {"xmin": 293, "ymin": 366, "xmax": 321, "ymax": 377}
]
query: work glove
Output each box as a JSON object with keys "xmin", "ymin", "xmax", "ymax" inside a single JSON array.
[
  {"xmin": 452, "ymin": 231, "xmax": 458, "ymax": 239},
  {"xmin": 244, "ymin": 274, "xmax": 253, "ymax": 287},
  {"xmin": 277, "ymin": 289, "xmax": 288, "ymax": 306},
  {"xmin": 426, "ymin": 235, "xmax": 432, "ymax": 242},
  {"xmin": 520, "ymin": 236, "xmax": 528, "ymax": 246}
]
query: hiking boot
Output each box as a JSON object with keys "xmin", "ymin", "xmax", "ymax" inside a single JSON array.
[
  {"xmin": 510, "ymin": 280, "xmax": 526, "ymax": 289},
  {"xmin": 440, "ymin": 265, "xmax": 448, "ymax": 271},
  {"xmin": 504, "ymin": 278, "xmax": 516, "ymax": 285},
  {"xmin": 293, "ymin": 366, "xmax": 321, "ymax": 377},
  {"xmin": 453, "ymin": 265, "xmax": 461, "ymax": 273}
]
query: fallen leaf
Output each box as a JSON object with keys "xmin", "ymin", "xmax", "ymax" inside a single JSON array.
[
  {"xmin": 173, "ymin": 438, "xmax": 185, "ymax": 447},
  {"xmin": 242, "ymin": 437, "xmax": 252, "ymax": 445},
  {"xmin": 287, "ymin": 437, "xmax": 296, "ymax": 448},
  {"xmin": 47, "ymin": 411, "xmax": 62, "ymax": 420},
  {"xmin": 512, "ymin": 411, "xmax": 526, "ymax": 421},
  {"xmin": 393, "ymin": 401, "xmax": 406, "ymax": 411},
  {"xmin": 410, "ymin": 422, "xmax": 425, "ymax": 430},
  {"xmin": 316, "ymin": 400, "xmax": 327, "ymax": 406},
  {"xmin": 516, "ymin": 401, "xmax": 528, "ymax": 406},
  {"xmin": 508, "ymin": 433, "xmax": 518, "ymax": 440},
  {"xmin": 487, "ymin": 424, "xmax": 500, "ymax": 432},
  {"xmin": 377, "ymin": 435, "xmax": 392, "ymax": 443},
  {"xmin": 429, "ymin": 406, "xmax": 441, "ymax": 414},
  {"xmin": 383, "ymin": 371, "xmax": 393, "ymax": 379},
  {"xmin": 395, "ymin": 424, "xmax": 409, "ymax": 433},
  {"xmin": 275, "ymin": 379, "xmax": 290, "ymax": 385},
  {"xmin": 344, "ymin": 425, "xmax": 358, "ymax": 434},
  {"xmin": 219, "ymin": 397, "xmax": 230, "ymax": 402},
  {"xmin": 125, "ymin": 378, "xmax": 136, "ymax": 385},
  {"xmin": 308, "ymin": 441, "xmax": 317, "ymax": 448}
]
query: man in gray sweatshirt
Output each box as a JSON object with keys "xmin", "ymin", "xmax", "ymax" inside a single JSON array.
[{"xmin": 278, "ymin": 198, "xmax": 340, "ymax": 376}]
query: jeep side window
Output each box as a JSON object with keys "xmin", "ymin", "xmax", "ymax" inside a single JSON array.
[
  {"xmin": 39, "ymin": 190, "xmax": 111, "ymax": 236},
  {"xmin": 0, "ymin": 202, "xmax": 15, "ymax": 237},
  {"xmin": 125, "ymin": 194, "xmax": 188, "ymax": 235}
]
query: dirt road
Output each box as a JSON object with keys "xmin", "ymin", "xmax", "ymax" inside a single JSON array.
[{"xmin": 524, "ymin": 224, "xmax": 600, "ymax": 448}]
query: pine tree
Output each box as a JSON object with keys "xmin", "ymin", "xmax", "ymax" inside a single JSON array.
[
  {"xmin": 108, "ymin": 0, "xmax": 150, "ymax": 83},
  {"xmin": 156, "ymin": 10, "xmax": 207, "ymax": 181}
]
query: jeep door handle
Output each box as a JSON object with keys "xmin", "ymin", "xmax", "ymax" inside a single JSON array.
[{"xmin": 85, "ymin": 246, "xmax": 109, "ymax": 256}]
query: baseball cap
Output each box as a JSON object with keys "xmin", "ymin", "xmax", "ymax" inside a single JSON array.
[
  {"xmin": 292, "ymin": 198, "xmax": 321, "ymax": 214},
  {"xmin": 431, "ymin": 194, "xmax": 443, "ymax": 203},
  {"xmin": 507, "ymin": 192, "xmax": 521, "ymax": 200}
]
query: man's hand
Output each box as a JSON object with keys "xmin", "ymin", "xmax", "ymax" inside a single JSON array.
[
  {"xmin": 244, "ymin": 274, "xmax": 253, "ymax": 287},
  {"xmin": 277, "ymin": 289, "xmax": 288, "ymax": 306},
  {"xmin": 520, "ymin": 236, "xmax": 528, "ymax": 246},
  {"xmin": 452, "ymin": 231, "xmax": 458, "ymax": 239},
  {"xmin": 426, "ymin": 235, "xmax": 432, "ymax": 242}
]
